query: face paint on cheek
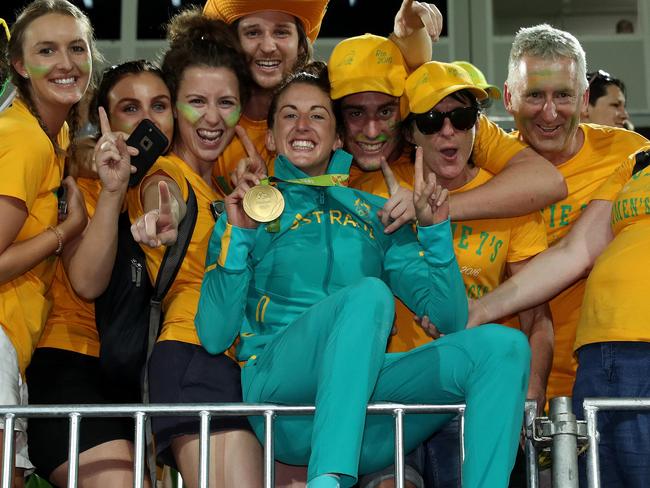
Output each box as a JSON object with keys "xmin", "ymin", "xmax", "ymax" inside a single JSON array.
[
  {"xmin": 355, "ymin": 133, "xmax": 389, "ymax": 143},
  {"xmin": 113, "ymin": 119, "xmax": 136, "ymax": 134},
  {"xmin": 176, "ymin": 102, "xmax": 202, "ymax": 125},
  {"xmin": 223, "ymin": 105, "xmax": 241, "ymax": 128},
  {"xmin": 78, "ymin": 59, "xmax": 92, "ymax": 74},
  {"xmin": 25, "ymin": 63, "xmax": 50, "ymax": 79}
]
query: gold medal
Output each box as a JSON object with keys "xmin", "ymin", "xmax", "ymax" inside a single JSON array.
[{"xmin": 243, "ymin": 184, "xmax": 285, "ymax": 223}]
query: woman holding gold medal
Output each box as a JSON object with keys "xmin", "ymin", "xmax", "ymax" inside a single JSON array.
[
  {"xmin": 195, "ymin": 63, "xmax": 531, "ymax": 488},
  {"xmin": 126, "ymin": 9, "xmax": 262, "ymax": 487}
]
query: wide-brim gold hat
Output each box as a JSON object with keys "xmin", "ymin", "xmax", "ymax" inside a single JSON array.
[{"xmin": 203, "ymin": 0, "xmax": 329, "ymax": 42}]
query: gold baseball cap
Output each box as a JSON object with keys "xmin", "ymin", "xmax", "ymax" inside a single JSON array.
[
  {"xmin": 452, "ymin": 60, "xmax": 502, "ymax": 100},
  {"xmin": 203, "ymin": 0, "xmax": 329, "ymax": 42},
  {"xmin": 328, "ymin": 34, "xmax": 408, "ymax": 101},
  {"xmin": 405, "ymin": 61, "xmax": 488, "ymax": 114},
  {"xmin": 0, "ymin": 19, "xmax": 9, "ymax": 41}
]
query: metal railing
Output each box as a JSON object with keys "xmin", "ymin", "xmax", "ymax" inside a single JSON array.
[
  {"xmin": 1, "ymin": 402, "xmax": 473, "ymax": 488},
  {"xmin": 582, "ymin": 397, "xmax": 650, "ymax": 488}
]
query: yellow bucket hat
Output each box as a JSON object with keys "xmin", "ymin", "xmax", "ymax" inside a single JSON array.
[
  {"xmin": 203, "ymin": 0, "xmax": 328, "ymax": 42},
  {"xmin": 328, "ymin": 33, "xmax": 408, "ymax": 101},
  {"xmin": 452, "ymin": 60, "xmax": 502, "ymax": 101},
  {"xmin": 405, "ymin": 61, "xmax": 488, "ymax": 114}
]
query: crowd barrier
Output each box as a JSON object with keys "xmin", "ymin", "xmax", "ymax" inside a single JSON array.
[
  {"xmin": 1, "ymin": 402, "xmax": 467, "ymax": 488},
  {"xmin": 2, "ymin": 397, "xmax": 646, "ymax": 488}
]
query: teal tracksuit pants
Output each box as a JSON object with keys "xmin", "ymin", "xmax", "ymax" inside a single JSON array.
[{"xmin": 241, "ymin": 277, "xmax": 530, "ymax": 488}]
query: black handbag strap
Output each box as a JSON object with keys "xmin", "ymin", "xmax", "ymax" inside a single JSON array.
[
  {"xmin": 142, "ymin": 179, "xmax": 198, "ymax": 483},
  {"xmin": 632, "ymin": 150, "xmax": 650, "ymax": 176}
]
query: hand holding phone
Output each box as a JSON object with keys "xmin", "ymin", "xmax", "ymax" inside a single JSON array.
[
  {"xmin": 126, "ymin": 119, "xmax": 169, "ymax": 187},
  {"xmin": 57, "ymin": 185, "xmax": 68, "ymax": 221}
]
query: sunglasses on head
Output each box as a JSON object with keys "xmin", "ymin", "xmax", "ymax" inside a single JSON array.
[
  {"xmin": 414, "ymin": 106, "xmax": 479, "ymax": 135},
  {"xmin": 587, "ymin": 69, "xmax": 613, "ymax": 87}
]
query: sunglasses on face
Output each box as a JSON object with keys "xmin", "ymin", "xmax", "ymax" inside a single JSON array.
[{"xmin": 414, "ymin": 106, "xmax": 480, "ymax": 135}]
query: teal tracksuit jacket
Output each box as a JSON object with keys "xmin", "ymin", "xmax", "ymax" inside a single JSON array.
[{"xmin": 196, "ymin": 149, "xmax": 530, "ymax": 488}]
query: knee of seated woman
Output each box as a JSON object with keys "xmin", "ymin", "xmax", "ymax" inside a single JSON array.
[
  {"xmin": 470, "ymin": 324, "xmax": 531, "ymax": 365},
  {"xmin": 349, "ymin": 277, "xmax": 395, "ymax": 318}
]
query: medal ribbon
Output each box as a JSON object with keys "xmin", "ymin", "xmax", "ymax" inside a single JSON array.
[{"xmin": 263, "ymin": 173, "xmax": 349, "ymax": 187}]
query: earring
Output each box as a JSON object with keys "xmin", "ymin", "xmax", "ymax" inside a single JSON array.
[{"xmin": 23, "ymin": 73, "xmax": 29, "ymax": 79}]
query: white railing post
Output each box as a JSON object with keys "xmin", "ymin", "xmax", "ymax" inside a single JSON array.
[
  {"xmin": 198, "ymin": 411, "xmax": 211, "ymax": 488},
  {"xmin": 133, "ymin": 411, "xmax": 146, "ymax": 488},
  {"xmin": 524, "ymin": 400, "xmax": 539, "ymax": 488},
  {"xmin": 393, "ymin": 408, "xmax": 405, "ymax": 488},
  {"xmin": 584, "ymin": 405, "xmax": 600, "ymax": 488},
  {"xmin": 1, "ymin": 414, "xmax": 15, "ymax": 488},
  {"xmin": 263, "ymin": 410, "xmax": 275, "ymax": 488},
  {"xmin": 66, "ymin": 412, "xmax": 81, "ymax": 488}
]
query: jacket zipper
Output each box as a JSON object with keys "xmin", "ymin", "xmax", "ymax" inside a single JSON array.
[{"xmin": 320, "ymin": 188, "xmax": 333, "ymax": 295}]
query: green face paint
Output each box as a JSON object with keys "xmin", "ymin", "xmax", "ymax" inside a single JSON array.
[
  {"xmin": 224, "ymin": 105, "xmax": 241, "ymax": 128},
  {"xmin": 114, "ymin": 119, "xmax": 136, "ymax": 134},
  {"xmin": 355, "ymin": 133, "xmax": 389, "ymax": 143},
  {"xmin": 176, "ymin": 102, "xmax": 202, "ymax": 125},
  {"xmin": 25, "ymin": 63, "xmax": 50, "ymax": 79},
  {"xmin": 78, "ymin": 59, "xmax": 92, "ymax": 74}
]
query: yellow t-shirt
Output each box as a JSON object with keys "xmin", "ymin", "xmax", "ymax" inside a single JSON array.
[
  {"xmin": 387, "ymin": 169, "xmax": 548, "ymax": 352},
  {"xmin": 576, "ymin": 144, "xmax": 650, "ymax": 349},
  {"xmin": 349, "ymin": 149, "xmax": 415, "ymax": 194},
  {"xmin": 0, "ymin": 99, "xmax": 68, "ymax": 374},
  {"xmin": 472, "ymin": 114, "xmax": 528, "ymax": 174},
  {"xmin": 127, "ymin": 154, "xmax": 224, "ymax": 345},
  {"xmin": 37, "ymin": 178, "xmax": 101, "ymax": 356},
  {"xmin": 509, "ymin": 124, "xmax": 649, "ymax": 399},
  {"xmin": 212, "ymin": 115, "xmax": 272, "ymax": 193}
]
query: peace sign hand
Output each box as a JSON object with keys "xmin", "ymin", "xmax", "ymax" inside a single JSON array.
[
  {"xmin": 94, "ymin": 107, "xmax": 138, "ymax": 193},
  {"xmin": 413, "ymin": 146, "xmax": 449, "ymax": 226},
  {"xmin": 377, "ymin": 157, "xmax": 416, "ymax": 234},
  {"xmin": 230, "ymin": 125, "xmax": 268, "ymax": 188}
]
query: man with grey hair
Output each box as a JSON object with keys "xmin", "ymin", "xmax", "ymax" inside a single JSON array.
[{"xmin": 488, "ymin": 23, "xmax": 648, "ymax": 485}]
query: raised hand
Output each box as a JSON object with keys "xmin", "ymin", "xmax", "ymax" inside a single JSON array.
[
  {"xmin": 130, "ymin": 180, "xmax": 180, "ymax": 247},
  {"xmin": 94, "ymin": 106, "xmax": 138, "ymax": 193},
  {"xmin": 225, "ymin": 171, "xmax": 261, "ymax": 229},
  {"xmin": 230, "ymin": 125, "xmax": 268, "ymax": 188},
  {"xmin": 413, "ymin": 146, "xmax": 449, "ymax": 226},
  {"xmin": 378, "ymin": 157, "xmax": 416, "ymax": 234},
  {"xmin": 393, "ymin": 0, "xmax": 443, "ymax": 41}
]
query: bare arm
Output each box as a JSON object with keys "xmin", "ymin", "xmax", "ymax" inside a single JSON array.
[
  {"xmin": 450, "ymin": 147, "xmax": 567, "ymax": 220},
  {"xmin": 508, "ymin": 259, "xmax": 554, "ymax": 415},
  {"xmin": 389, "ymin": 0, "xmax": 442, "ymax": 69},
  {"xmin": 65, "ymin": 109, "xmax": 139, "ymax": 299},
  {"xmin": 469, "ymin": 199, "xmax": 614, "ymax": 326},
  {"xmin": 0, "ymin": 177, "xmax": 87, "ymax": 285}
]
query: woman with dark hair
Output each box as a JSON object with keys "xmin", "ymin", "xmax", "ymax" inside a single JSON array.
[
  {"xmin": 25, "ymin": 59, "xmax": 175, "ymax": 487},
  {"xmin": 127, "ymin": 9, "xmax": 261, "ymax": 487},
  {"xmin": 0, "ymin": 1, "xmax": 96, "ymax": 484},
  {"xmin": 195, "ymin": 62, "xmax": 531, "ymax": 488}
]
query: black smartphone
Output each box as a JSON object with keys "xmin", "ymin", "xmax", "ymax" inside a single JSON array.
[
  {"xmin": 57, "ymin": 185, "xmax": 67, "ymax": 221},
  {"xmin": 125, "ymin": 119, "xmax": 169, "ymax": 187}
]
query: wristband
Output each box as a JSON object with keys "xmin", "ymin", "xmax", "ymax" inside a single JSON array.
[{"xmin": 48, "ymin": 226, "xmax": 64, "ymax": 256}]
